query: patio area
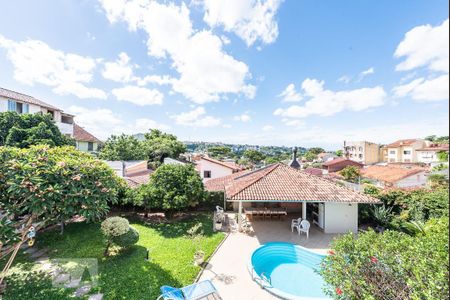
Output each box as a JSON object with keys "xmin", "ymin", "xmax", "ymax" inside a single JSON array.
[{"xmin": 198, "ymin": 214, "xmax": 338, "ymax": 300}]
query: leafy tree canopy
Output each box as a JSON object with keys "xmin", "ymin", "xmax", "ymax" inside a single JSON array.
[
  {"xmin": 303, "ymin": 151, "xmax": 317, "ymax": 162},
  {"xmin": 143, "ymin": 129, "xmax": 186, "ymax": 164},
  {"xmin": 207, "ymin": 146, "xmax": 232, "ymax": 159},
  {"xmin": 339, "ymin": 165, "xmax": 361, "ymax": 182},
  {"xmin": 99, "ymin": 134, "xmax": 146, "ymax": 161},
  {"xmin": 307, "ymin": 147, "xmax": 325, "ymax": 155},
  {"xmin": 335, "ymin": 150, "xmax": 343, "ymax": 157},
  {"xmin": 0, "ymin": 111, "xmax": 74, "ymax": 148},
  {"xmin": 243, "ymin": 149, "xmax": 266, "ymax": 164}
]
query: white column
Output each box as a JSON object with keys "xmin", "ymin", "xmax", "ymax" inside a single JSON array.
[
  {"xmin": 302, "ymin": 202, "xmax": 307, "ymax": 219},
  {"xmin": 238, "ymin": 201, "xmax": 243, "ymax": 231}
]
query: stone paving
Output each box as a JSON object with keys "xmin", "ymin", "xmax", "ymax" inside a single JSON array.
[{"xmin": 19, "ymin": 244, "xmax": 103, "ymax": 299}]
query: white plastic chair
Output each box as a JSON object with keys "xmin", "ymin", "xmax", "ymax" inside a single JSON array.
[
  {"xmin": 298, "ymin": 220, "xmax": 310, "ymax": 238},
  {"xmin": 216, "ymin": 206, "xmax": 224, "ymax": 222},
  {"xmin": 291, "ymin": 218, "xmax": 301, "ymax": 232}
]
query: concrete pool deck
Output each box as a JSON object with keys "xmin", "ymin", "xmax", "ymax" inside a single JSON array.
[{"xmin": 198, "ymin": 215, "xmax": 339, "ymax": 299}]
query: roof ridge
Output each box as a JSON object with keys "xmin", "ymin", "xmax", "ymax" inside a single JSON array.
[
  {"xmin": 228, "ymin": 163, "xmax": 281, "ymax": 198},
  {"xmin": 201, "ymin": 156, "xmax": 240, "ymax": 170}
]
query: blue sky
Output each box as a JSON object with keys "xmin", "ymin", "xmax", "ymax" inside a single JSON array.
[{"xmin": 0, "ymin": 0, "xmax": 448, "ymax": 150}]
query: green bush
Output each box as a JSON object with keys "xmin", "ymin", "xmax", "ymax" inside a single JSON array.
[
  {"xmin": 339, "ymin": 165, "xmax": 361, "ymax": 182},
  {"xmin": 101, "ymin": 217, "xmax": 130, "ymax": 238},
  {"xmin": 112, "ymin": 226, "xmax": 139, "ymax": 248},
  {"xmin": 101, "ymin": 217, "xmax": 139, "ymax": 255},
  {"xmin": 136, "ymin": 164, "xmax": 204, "ymax": 217},
  {"xmin": 321, "ymin": 217, "xmax": 449, "ymax": 299}
]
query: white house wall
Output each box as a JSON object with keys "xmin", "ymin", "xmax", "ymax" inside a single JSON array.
[
  {"xmin": 199, "ymin": 160, "xmax": 234, "ymax": 181},
  {"xmin": 324, "ymin": 202, "xmax": 358, "ymax": 234},
  {"xmin": 395, "ymin": 172, "xmax": 427, "ymax": 188}
]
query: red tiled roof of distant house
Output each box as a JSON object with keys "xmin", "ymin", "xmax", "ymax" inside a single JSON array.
[
  {"xmin": 200, "ymin": 156, "xmax": 243, "ymax": 171},
  {"xmin": 323, "ymin": 158, "xmax": 363, "ymax": 167},
  {"xmin": 302, "ymin": 167, "xmax": 323, "ymax": 176},
  {"xmin": 124, "ymin": 169, "xmax": 153, "ymax": 188},
  {"xmin": 361, "ymin": 165, "xmax": 426, "ymax": 184},
  {"xmin": 416, "ymin": 144, "xmax": 449, "ymax": 151},
  {"xmin": 207, "ymin": 163, "xmax": 379, "ymax": 203},
  {"xmin": 204, "ymin": 170, "xmax": 251, "ymax": 192},
  {"xmin": 386, "ymin": 139, "xmax": 420, "ymax": 148},
  {"xmin": 73, "ymin": 123, "xmax": 101, "ymax": 143},
  {"xmin": 0, "ymin": 87, "xmax": 61, "ymax": 111}
]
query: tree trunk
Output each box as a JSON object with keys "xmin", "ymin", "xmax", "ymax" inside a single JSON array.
[
  {"xmin": 60, "ymin": 220, "xmax": 64, "ymax": 235},
  {"xmin": 104, "ymin": 241, "xmax": 111, "ymax": 257}
]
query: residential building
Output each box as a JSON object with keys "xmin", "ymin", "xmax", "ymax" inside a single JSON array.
[
  {"xmin": 416, "ymin": 144, "xmax": 449, "ymax": 164},
  {"xmin": 385, "ymin": 139, "xmax": 429, "ymax": 163},
  {"xmin": 205, "ymin": 163, "xmax": 380, "ymax": 234},
  {"xmin": 316, "ymin": 152, "xmax": 338, "ymax": 163},
  {"xmin": 0, "ymin": 87, "xmax": 100, "ymax": 152},
  {"xmin": 322, "ymin": 158, "xmax": 363, "ymax": 173},
  {"xmin": 163, "ymin": 157, "xmax": 186, "ymax": 165},
  {"xmin": 343, "ymin": 141, "xmax": 380, "ymax": 165},
  {"xmin": 361, "ymin": 165, "xmax": 428, "ymax": 188},
  {"xmin": 196, "ymin": 156, "xmax": 243, "ymax": 182},
  {"xmin": 73, "ymin": 124, "xmax": 101, "ymax": 153}
]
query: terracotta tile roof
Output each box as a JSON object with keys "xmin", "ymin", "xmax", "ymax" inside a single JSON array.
[
  {"xmin": 416, "ymin": 144, "xmax": 449, "ymax": 151},
  {"xmin": 200, "ymin": 156, "xmax": 243, "ymax": 171},
  {"xmin": 124, "ymin": 169, "xmax": 152, "ymax": 188},
  {"xmin": 204, "ymin": 170, "xmax": 251, "ymax": 192},
  {"xmin": 323, "ymin": 158, "xmax": 363, "ymax": 167},
  {"xmin": 207, "ymin": 163, "xmax": 378, "ymax": 203},
  {"xmin": 386, "ymin": 139, "xmax": 420, "ymax": 148},
  {"xmin": 0, "ymin": 87, "xmax": 61, "ymax": 111},
  {"xmin": 361, "ymin": 165, "xmax": 426, "ymax": 183},
  {"xmin": 302, "ymin": 167, "xmax": 323, "ymax": 176},
  {"xmin": 73, "ymin": 123, "xmax": 101, "ymax": 143}
]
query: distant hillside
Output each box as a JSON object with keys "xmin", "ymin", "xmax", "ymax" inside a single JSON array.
[{"xmin": 183, "ymin": 141, "xmax": 307, "ymax": 156}]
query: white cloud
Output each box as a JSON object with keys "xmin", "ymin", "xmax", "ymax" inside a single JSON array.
[
  {"xmin": 112, "ymin": 85, "xmax": 163, "ymax": 106},
  {"xmin": 233, "ymin": 113, "xmax": 251, "ymax": 122},
  {"xmin": 0, "ymin": 35, "xmax": 106, "ymax": 99},
  {"xmin": 98, "ymin": 0, "xmax": 255, "ymax": 104},
  {"xmin": 337, "ymin": 75, "xmax": 351, "ymax": 84},
  {"xmin": 222, "ymin": 124, "xmax": 232, "ymax": 128},
  {"xmin": 171, "ymin": 107, "xmax": 221, "ymax": 127},
  {"xmin": 102, "ymin": 52, "xmax": 135, "ymax": 83},
  {"xmin": 278, "ymin": 83, "xmax": 302, "ymax": 102},
  {"xmin": 262, "ymin": 125, "xmax": 274, "ymax": 131},
  {"xmin": 274, "ymin": 78, "xmax": 386, "ymax": 118},
  {"xmin": 393, "ymin": 74, "xmax": 449, "ymax": 102},
  {"xmin": 68, "ymin": 105, "xmax": 169, "ymax": 140},
  {"xmin": 395, "ymin": 19, "xmax": 449, "ymax": 73},
  {"xmin": 200, "ymin": 0, "xmax": 282, "ymax": 46},
  {"xmin": 360, "ymin": 67, "xmax": 375, "ymax": 76},
  {"xmin": 281, "ymin": 118, "xmax": 305, "ymax": 128}
]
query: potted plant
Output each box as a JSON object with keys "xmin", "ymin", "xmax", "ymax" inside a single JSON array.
[{"xmin": 187, "ymin": 223, "xmax": 205, "ymax": 266}]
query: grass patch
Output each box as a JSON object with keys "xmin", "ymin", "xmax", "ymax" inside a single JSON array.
[{"xmin": 2, "ymin": 213, "xmax": 225, "ymax": 299}]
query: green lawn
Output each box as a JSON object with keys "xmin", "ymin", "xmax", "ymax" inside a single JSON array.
[{"xmin": 2, "ymin": 213, "xmax": 225, "ymax": 300}]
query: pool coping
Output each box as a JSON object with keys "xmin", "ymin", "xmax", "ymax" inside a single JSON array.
[{"xmin": 247, "ymin": 242, "xmax": 331, "ymax": 300}]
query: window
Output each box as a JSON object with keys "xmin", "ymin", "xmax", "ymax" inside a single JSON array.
[
  {"xmin": 389, "ymin": 150, "xmax": 396, "ymax": 155},
  {"xmin": 7, "ymin": 100, "xmax": 28, "ymax": 114},
  {"xmin": 403, "ymin": 150, "xmax": 411, "ymax": 155},
  {"xmin": 359, "ymin": 154, "xmax": 363, "ymax": 159},
  {"xmin": 203, "ymin": 170, "xmax": 211, "ymax": 178},
  {"xmin": 87, "ymin": 142, "xmax": 94, "ymax": 151},
  {"xmin": 359, "ymin": 147, "xmax": 363, "ymax": 152}
]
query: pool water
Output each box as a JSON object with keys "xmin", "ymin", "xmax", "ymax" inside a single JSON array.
[{"xmin": 250, "ymin": 242, "xmax": 330, "ymax": 300}]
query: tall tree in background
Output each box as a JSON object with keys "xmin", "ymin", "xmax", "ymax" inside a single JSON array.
[
  {"xmin": 99, "ymin": 134, "xmax": 146, "ymax": 161},
  {"xmin": 243, "ymin": 149, "xmax": 266, "ymax": 165},
  {"xmin": 143, "ymin": 129, "xmax": 186, "ymax": 164},
  {"xmin": 0, "ymin": 112, "xmax": 74, "ymax": 147},
  {"xmin": 308, "ymin": 147, "xmax": 326, "ymax": 155},
  {"xmin": 207, "ymin": 146, "xmax": 232, "ymax": 159}
]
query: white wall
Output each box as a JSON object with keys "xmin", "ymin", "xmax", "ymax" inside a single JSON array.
[
  {"xmin": 198, "ymin": 159, "xmax": 234, "ymax": 182},
  {"xmin": 0, "ymin": 98, "xmax": 8, "ymax": 111},
  {"xmin": 0, "ymin": 97, "xmax": 41, "ymax": 114},
  {"xmin": 395, "ymin": 172, "xmax": 427, "ymax": 188},
  {"xmin": 417, "ymin": 151, "xmax": 439, "ymax": 163},
  {"xmin": 324, "ymin": 202, "xmax": 358, "ymax": 234},
  {"xmin": 56, "ymin": 122, "xmax": 74, "ymax": 136}
]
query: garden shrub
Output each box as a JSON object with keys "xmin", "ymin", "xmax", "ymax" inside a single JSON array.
[
  {"xmin": 101, "ymin": 217, "xmax": 139, "ymax": 255},
  {"xmin": 321, "ymin": 217, "xmax": 449, "ymax": 299},
  {"xmin": 136, "ymin": 164, "xmax": 205, "ymax": 217},
  {"xmin": 201, "ymin": 191, "xmax": 225, "ymax": 210}
]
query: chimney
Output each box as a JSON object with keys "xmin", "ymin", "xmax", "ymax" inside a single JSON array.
[{"xmin": 289, "ymin": 147, "xmax": 301, "ymax": 169}]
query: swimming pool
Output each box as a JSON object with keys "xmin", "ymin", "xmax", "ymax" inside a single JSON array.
[{"xmin": 249, "ymin": 242, "xmax": 330, "ymax": 300}]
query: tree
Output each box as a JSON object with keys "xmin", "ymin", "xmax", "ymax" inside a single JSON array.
[
  {"xmin": 0, "ymin": 112, "xmax": 74, "ymax": 147},
  {"xmin": 99, "ymin": 134, "xmax": 146, "ymax": 161},
  {"xmin": 339, "ymin": 166, "xmax": 361, "ymax": 182},
  {"xmin": 243, "ymin": 149, "xmax": 266, "ymax": 165},
  {"xmin": 437, "ymin": 151, "xmax": 448, "ymax": 162},
  {"xmin": 0, "ymin": 145, "xmax": 123, "ymax": 284},
  {"xmin": 307, "ymin": 147, "xmax": 325, "ymax": 155},
  {"xmin": 142, "ymin": 129, "xmax": 186, "ymax": 164},
  {"xmin": 303, "ymin": 151, "xmax": 317, "ymax": 162},
  {"xmin": 136, "ymin": 164, "xmax": 204, "ymax": 217},
  {"xmin": 321, "ymin": 217, "xmax": 448, "ymax": 300},
  {"xmin": 428, "ymin": 174, "xmax": 449, "ymax": 189},
  {"xmin": 335, "ymin": 150, "xmax": 343, "ymax": 157},
  {"xmin": 207, "ymin": 146, "xmax": 232, "ymax": 159}
]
